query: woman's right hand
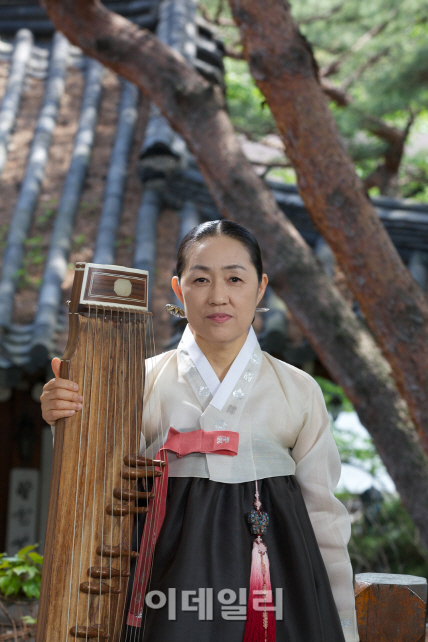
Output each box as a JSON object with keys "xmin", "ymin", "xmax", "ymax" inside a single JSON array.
[{"xmin": 40, "ymin": 357, "xmax": 83, "ymax": 426}]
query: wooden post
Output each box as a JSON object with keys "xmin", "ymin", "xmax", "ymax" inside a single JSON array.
[{"xmin": 355, "ymin": 572, "xmax": 427, "ymax": 641}]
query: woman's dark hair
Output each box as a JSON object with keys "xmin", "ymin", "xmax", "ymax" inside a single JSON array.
[{"xmin": 176, "ymin": 220, "xmax": 264, "ymax": 283}]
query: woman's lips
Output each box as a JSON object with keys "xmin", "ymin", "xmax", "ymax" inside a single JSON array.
[{"xmin": 206, "ymin": 314, "xmax": 232, "ymax": 323}]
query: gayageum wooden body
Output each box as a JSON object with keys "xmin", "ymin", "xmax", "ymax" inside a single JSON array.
[{"xmin": 36, "ymin": 263, "xmax": 160, "ymax": 641}]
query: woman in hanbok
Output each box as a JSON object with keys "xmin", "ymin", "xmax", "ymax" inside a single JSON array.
[{"xmin": 41, "ymin": 220, "xmax": 359, "ymax": 642}]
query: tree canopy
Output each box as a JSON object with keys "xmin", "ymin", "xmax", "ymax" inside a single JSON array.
[{"xmin": 202, "ymin": 0, "xmax": 428, "ymax": 199}]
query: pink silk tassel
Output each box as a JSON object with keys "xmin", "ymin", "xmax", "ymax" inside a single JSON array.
[
  {"xmin": 243, "ymin": 536, "xmax": 276, "ymax": 641},
  {"xmin": 244, "ymin": 536, "xmax": 276, "ymax": 642}
]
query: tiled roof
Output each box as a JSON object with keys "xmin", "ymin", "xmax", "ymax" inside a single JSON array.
[
  {"xmin": 0, "ymin": 0, "xmax": 159, "ymax": 37},
  {"xmin": 0, "ymin": 1, "xmax": 426, "ymax": 383},
  {"xmin": 167, "ymin": 164, "xmax": 428, "ymax": 256}
]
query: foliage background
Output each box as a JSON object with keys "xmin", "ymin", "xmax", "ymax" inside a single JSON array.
[
  {"xmin": 0, "ymin": 545, "xmax": 42, "ymax": 599},
  {"xmin": 316, "ymin": 376, "xmax": 428, "ymax": 580},
  {"xmin": 202, "ymin": 0, "xmax": 428, "ymax": 199}
]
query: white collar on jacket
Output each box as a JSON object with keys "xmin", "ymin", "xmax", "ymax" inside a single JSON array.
[{"xmin": 178, "ymin": 324, "xmax": 258, "ymax": 411}]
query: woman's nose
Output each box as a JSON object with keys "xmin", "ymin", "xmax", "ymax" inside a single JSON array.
[{"xmin": 208, "ymin": 281, "xmax": 228, "ymax": 305}]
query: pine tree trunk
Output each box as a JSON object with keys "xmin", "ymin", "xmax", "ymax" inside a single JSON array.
[{"xmin": 229, "ymin": 0, "xmax": 428, "ymax": 449}]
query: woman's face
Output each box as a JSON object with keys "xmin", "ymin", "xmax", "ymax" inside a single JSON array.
[{"xmin": 172, "ymin": 236, "xmax": 268, "ymax": 346}]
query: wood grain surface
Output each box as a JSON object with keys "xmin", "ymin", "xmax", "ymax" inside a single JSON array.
[
  {"xmin": 36, "ymin": 264, "xmax": 151, "ymax": 641},
  {"xmin": 355, "ymin": 574, "xmax": 427, "ymax": 642}
]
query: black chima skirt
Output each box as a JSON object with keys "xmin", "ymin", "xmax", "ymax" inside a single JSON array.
[{"xmin": 123, "ymin": 475, "xmax": 346, "ymax": 642}]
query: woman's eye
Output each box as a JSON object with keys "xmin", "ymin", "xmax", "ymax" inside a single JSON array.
[
  {"xmin": 194, "ymin": 277, "xmax": 207, "ymax": 283},
  {"xmin": 229, "ymin": 276, "xmax": 242, "ymax": 283}
]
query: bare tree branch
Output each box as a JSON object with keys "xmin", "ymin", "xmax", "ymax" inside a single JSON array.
[
  {"xmin": 340, "ymin": 47, "xmax": 390, "ymax": 92},
  {"xmin": 214, "ymin": 0, "xmax": 226, "ymax": 22},
  {"xmin": 320, "ymin": 10, "xmax": 398, "ymax": 78},
  {"xmin": 363, "ymin": 110, "xmax": 417, "ymax": 195},
  {"xmin": 224, "ymin": 44, "xmax": 244, "ymax": 59},
  {"xmin": 297, "ymin": 2, "xmax": 344, "ymax": 26},
  {"xmin": 259, "ymin": 161, "xmax": 292, "ymax": 178},
  {"xmin": 320, "ymin": 77, "xmax": 414, "ymax": 194},
  {"xmin": 199, "ymin": 2, "xmax": 235, "ymax": 27},
  {"xmin": 321, "ymin": 78, "xmax": 351, "ymax": 106},
  {"xmin": 363, "ymin": 115, "xmax": 406, "ymax": 146}
]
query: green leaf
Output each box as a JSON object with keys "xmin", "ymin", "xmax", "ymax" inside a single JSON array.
[
  {"xmin": 0, "ymin": 561, "xmax": 12, "ymax": 570},
  {"xmin": 21, "ymin": 615, "xmax": 37, "ymax": 625},
  {"xmin": 22, "ymin": 578, "xmax": 41, "ymax": 599},
  {"xmin": 28, "ymin": 552, "xmax": 43, "ymax": 565},
  {"xmin": 0, "ymin": 544, "xmax": 43, "ymax": 599},
  {"xmin": 1, "ymin": 568, "xmax": 14, "ymax": 577},
  {"xmin": 0, "ymin": 576, "xmax": 9, "ymax": 592},
  {"xmin": 2, "ymin": 574, "xmax": 21, "ymax": 596},
  {"xmin": 2, "ymin": 556, "xmax": 21, "ymax": 564},
  {"xmin": 12, "ymin": 564, "xmax": 32, "ymax": 577},
  {"xmin": 17, "ymin": 545, "xmax": 38, "ymax": 558},
  {"xmin": 314, "ymin": 375, "xmax": 354, "ymax": 413}
]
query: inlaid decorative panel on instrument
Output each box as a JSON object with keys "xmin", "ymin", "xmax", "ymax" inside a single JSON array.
[
  {"xmin": 36, "ymin": 263, "xmax": 164, "ymax": 642},
  {"xmin": 80, "ymin": 263, "xmax": 148, "ymax": 311}
]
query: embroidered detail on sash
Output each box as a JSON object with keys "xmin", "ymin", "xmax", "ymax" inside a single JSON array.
[{"xmin": 217, "ymin": 436, "xmax": 230, "ymax": 444}]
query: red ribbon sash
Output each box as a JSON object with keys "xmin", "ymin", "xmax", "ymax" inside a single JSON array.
[{"xmin": 127, "ymin": 427, "xmax": 239, "ymax": 627}]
